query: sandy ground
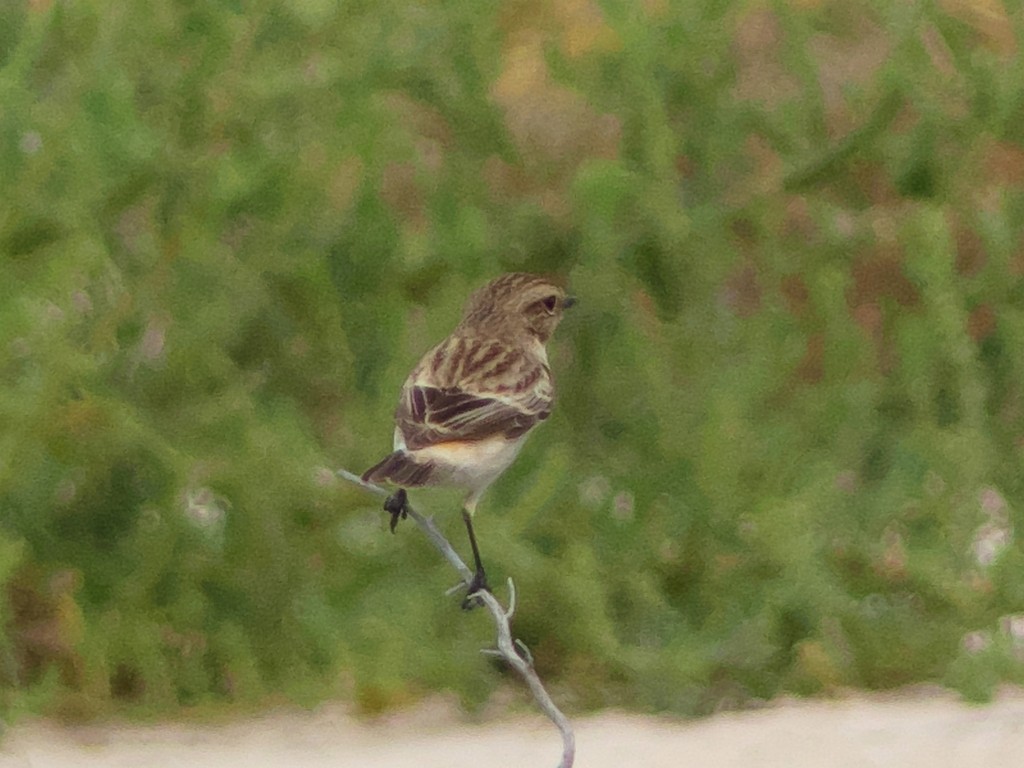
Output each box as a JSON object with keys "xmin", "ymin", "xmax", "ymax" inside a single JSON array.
[{"xmin": 2, "ymin": 687, "xmax": 1023, "ymax": 768}]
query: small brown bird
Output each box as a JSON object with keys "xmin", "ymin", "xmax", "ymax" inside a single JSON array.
[{"xmin": 363, "ymin": 273, "xmax": 574, "ymax": 606}]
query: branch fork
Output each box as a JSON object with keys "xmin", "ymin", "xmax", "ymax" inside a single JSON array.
[{"xmin": 336, "ymin": 468, "xmax": 575, "ymax": 768}]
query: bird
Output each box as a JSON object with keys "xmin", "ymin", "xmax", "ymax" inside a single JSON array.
[{"xmin": 362, "ymin": 272, "xmax": 575, "ymax": 608}]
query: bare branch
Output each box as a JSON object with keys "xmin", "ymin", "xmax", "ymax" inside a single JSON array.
[
  {"xmin": 337, "ymin": 467, "xmax": 576, "ymax": 768},
  {"xmin": 336, "ymin": 469, "xmax": 473, "ymax": 582}
]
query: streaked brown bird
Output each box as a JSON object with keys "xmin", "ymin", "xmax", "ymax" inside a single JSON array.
[{"xmin": 362, "ymin": 273, "xmax": 574, "ymax": 607}]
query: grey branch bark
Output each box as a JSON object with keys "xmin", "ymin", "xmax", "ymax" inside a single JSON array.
[{"xmin": 336, "ymin": 468, "xmax": 576, "ymax": 768}]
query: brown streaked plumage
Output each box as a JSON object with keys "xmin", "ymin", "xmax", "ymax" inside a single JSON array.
[{"xmin": 362, "ymin": 273, "xmax": 574, "ymax": 606}]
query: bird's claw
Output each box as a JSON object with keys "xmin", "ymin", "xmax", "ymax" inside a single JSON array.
[
  {"xmin": 383, "ymin": 489, "xmax": 409, "ymax": 534},
  {"xmin": 461, "ymin": 569, "xmax": 491, "ymax": 611}
]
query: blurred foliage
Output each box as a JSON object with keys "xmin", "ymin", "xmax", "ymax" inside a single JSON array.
[{"xmin": 3, "ymin": 0, "xmax": 1024, "ymax": 721}]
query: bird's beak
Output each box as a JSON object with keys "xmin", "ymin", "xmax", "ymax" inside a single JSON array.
[{"xmin": 562, "ymin": 296, "xmax": 577, "ymax": 310}]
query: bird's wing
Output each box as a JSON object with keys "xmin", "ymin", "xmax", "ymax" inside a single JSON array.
[{"xmin": 395, "ymin": 336, "xmax": 552, "ymax": 451}]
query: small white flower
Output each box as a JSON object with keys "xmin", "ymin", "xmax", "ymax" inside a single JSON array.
[
  {"xmin": 658, "ymin": 541, "xmax": 678, "ymax": 563},
  {"xmin": 578, "ymin": 475, "xmax": 611, "ymax": 509},
  {"xmin": 980, "ymin": 487, "xmax": 1007, "ymax": 516},
  {"xmin": 71, "ymin": 290, "xmax": 93, "ymax": 314},
  {"xmin": 313, "ymin": 466, "xmax": 336, "ymax": 487},
  {"xmin": 971, "ymin": 521, "xmax": 1012, "ymax": 567},
  {"xmin": 43, "ymin": 302, "xmax": 64, "ymax": 325},
  {"xmin": 19, "ymin": 131, "xmax": 42, "ymax": 155},
  {"xmin": 184, "ymin": 487, "xmax": 227, "ymax": 530},
  {"xmin": 962, "ymin": 630, "xmax": 990, "ymax": 655},
  {"xmin": 1000, "ymin": 614, "xmax": 1024, "ymax": 646},
  {"xmin": 140, "ymin": 318, "xmax": 167, "ymax": 361},
  {"xmin": 835, "ymin": 470, "xmax": 858, "ymax": 494},
  {"xmin": 612, "ymin": 490, "xmax": 634, "ymax": 522}
]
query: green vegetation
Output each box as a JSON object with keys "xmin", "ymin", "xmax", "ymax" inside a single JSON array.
[{"xmin": 3, "ymin": 0, "xmax": 1024, "ymax": 720}]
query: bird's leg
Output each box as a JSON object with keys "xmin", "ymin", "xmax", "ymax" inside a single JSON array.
[
  {"xmin": 383, "ymin": 488, "xmax": 409, "ymax": 534},
  {"xmin": 461, "ymin": 508, "xmax": 490, "ymax": 610}
]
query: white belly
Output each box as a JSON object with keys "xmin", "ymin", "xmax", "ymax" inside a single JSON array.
[{"xmin": 407, "ymin": 435, "xmax": 527, "ymax": 512}]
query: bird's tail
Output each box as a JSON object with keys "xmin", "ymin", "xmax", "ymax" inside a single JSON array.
[{"xmin": 361, "ymin": 451, "xmax": 436, "ymax": 487}]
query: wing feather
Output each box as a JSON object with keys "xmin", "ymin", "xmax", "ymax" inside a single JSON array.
[{"xmin": 395, "ymin": 336, "xmax": 552, "ymax": 451}]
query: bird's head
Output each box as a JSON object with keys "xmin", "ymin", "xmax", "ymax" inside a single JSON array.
[{"xmin": 460, "ymin": 273, "xmax": 575, "ymax": 343}]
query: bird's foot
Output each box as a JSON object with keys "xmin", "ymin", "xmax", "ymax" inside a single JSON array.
[
  {"xmin": 461, "ymin": 569, "xmax": 491, "ymax": 611},
  {"xmin": 383, "ymin": 488, "xmax": 409, "ymax": 534}
]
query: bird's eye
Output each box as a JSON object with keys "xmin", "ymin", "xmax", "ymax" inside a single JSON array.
[{"xmin": 541, "ymin": 295, "xmax": 558, "ymax": 313}]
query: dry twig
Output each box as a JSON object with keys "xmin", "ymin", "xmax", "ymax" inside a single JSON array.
[{"xmin": 336, "ymin": 468, "xmax": 576, "ymax": 768}]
